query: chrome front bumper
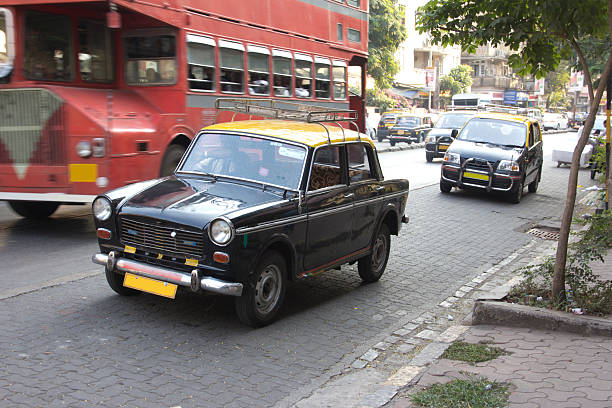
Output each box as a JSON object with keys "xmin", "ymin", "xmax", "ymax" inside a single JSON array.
[
  {"xmin": 93, "ymin": 252, "xmax": 243, "ymax": 296},
  {"xmin": 441, "ymin": 161, "xmax": 516, "ymax": 192}
]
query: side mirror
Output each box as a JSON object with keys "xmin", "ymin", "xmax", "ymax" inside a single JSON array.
[{"xmin": 451, "ymin": 129, "xmax": 459, "ymax": 138}]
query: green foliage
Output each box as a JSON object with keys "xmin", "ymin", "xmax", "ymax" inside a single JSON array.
[
  {"xmin": 509, "ymin": 210, "xmax": 612, "ymax": 314},
  {"xmin": 368, "ymin": 0, "xmax": 407, "ymax": 89},
  {"xmin": 590, "ymin": 136, "xmax": 607, "ymax": 182},
  {"xmin": 411, "ymin": 376, "xmax": 510, "ymax": 408},
  {"xmin": 571, "ymin": 34, "xmax": 612, "ymax": 88},
  {"xmin": 442, "ymin": 342, "xmax": 508, "ymax": 365},
  {"xmin": 440, "ymin": 65, "xmax": 473, "ymax": 96},
  {"xmin": 545, "ymin": 61, "xmax": 572, "ymax": 109},
  {"xmin": 416, "ymin": 0, "xmax": 608, "ymax": 79}
]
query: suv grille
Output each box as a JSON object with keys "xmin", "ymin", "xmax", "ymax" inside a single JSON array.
[
  {"xmin": 465, "ymin": 158, "xmax": 493, "ymax": 171},
  {"xmin": 119, "ymin": 217, "xmax": 204, "ymax": 259}
]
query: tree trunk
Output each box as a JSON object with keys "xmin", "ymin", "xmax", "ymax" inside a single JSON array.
[{"xmin": 551, "ymin": 41, "xmax": 612, "ymax": 301}]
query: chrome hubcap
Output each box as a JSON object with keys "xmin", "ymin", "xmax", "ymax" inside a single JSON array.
[{"xmin": 255, "ymin": 265, "xmax": 281, "ymax": 315}]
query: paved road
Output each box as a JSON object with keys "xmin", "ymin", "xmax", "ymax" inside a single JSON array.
[{"xmin": 0, "ymin": 132, "xmax": 597, "ymax": 407}]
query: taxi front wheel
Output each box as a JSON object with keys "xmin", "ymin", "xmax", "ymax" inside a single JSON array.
[
  {"xmin": 235, "ymin": 251, "xmax": 287, "ymax": 327},
  {"xmin": 105, "ymin": 267, "xmax": 141, "ymax": 296},
  {"xmin": 509, "ymin": 179, "xmax": 523, "ymax": 204},
  {"xmin": 440, "ymin": 180, "xmax": 452, "ymax": 193}
]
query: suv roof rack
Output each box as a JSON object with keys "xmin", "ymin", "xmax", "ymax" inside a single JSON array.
[{"xmin": 214, "ymin": 98, "xmax": 360, "ymax": 144}]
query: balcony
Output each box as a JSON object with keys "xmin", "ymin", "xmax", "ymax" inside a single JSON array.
[{"xmin": 470, "ymin": 76, "xmax": 529, "ymax": 91}]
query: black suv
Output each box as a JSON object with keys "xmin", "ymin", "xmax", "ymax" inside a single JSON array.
[
  {"xmin": 440, "ymin": 112, "xmax": 543, "ymax": 203},
  {"xmin": 425, "ymin": 111, "xmax": 474, "ymax": 162}
]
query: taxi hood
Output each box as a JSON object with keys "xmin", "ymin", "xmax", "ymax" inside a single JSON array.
[
  {"xmin": 116, "ymin": 176, "xmax": 284, "ymax": 229},
  {"xmin": 449, "ymin": 139, "xmax": 523, "ymax": 162}
]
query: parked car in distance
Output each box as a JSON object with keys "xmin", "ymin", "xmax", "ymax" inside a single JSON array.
[
  {"xmin": 440, "ymin": 112, "xmax": 543, "ymax": 204},
  {"xmin": 425, "ymin": 111, "xmax": 475, "ymax": 162},
  {"xmin": 542, "ymin": 112, "xmax": 568, "ymax": 130},
  {"xmin": 376, "ymin": 109, "xmax": 409, "ymax": 141},
  {"xmin": 92, "ymin": 100, "xmax": 410, "ymax": 327},
  {"xmin": 388, "ymin": 114, "xmax": 435, "ymax": 146}
]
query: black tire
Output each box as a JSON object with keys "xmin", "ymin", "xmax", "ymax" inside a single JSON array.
[
  {"xmin": 358, "ymin": 223, "xmax": 390, "ymax": 282},
  {"xmin": 426, "ymin": 152, "xmax": 434, "ymax": 162},
  {"xmin": 528, "ymin": 167, "xmax": 541, "ymax": 193},
  {"xmin": 509, "ymin": 179, "xmax": 523, "ymax": 204},
  {"xmin": 160, "ymin": 144, "xmax": 186, "ymax": 177},
  {"xmin": 440, "ymin": 180, "xmax": 452, "ymax": 193},
  {"xmin": 377, "ymin": 134, "xmax": 384, "ymax": 142},
  {"xmin": 8, "ymin": 201, "xmax": 60, "ymax": 219},
  {"xmin": 235, "ymin": 251, "xmax": 287, "ymax": 327},
  {"xmin": 105, "ymin": 267, "xmax": 140, "ymax": 296},
  {"xmin": 390, "ymin": 140, "xmax": 396, "ymax": 147}
]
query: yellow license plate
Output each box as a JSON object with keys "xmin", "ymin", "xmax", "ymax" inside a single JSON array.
[
  {"xmin": 123, "ymin": 273, "xmax": 178, "ymax": 299},
  {"xmin": 438, "ymin": 145, "xmax": 448, "ymax": 151},
  {"xmin": 397, "ymin": 130, "xmax": 404, "ymax": 135},
  {"xmin": 463, "ymin": 171, "xmax": 490, "ymax": 181}
]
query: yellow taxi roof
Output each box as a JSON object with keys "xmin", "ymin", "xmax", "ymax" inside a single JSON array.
[
  {"xmin": 203, "ymin": 120, "xmax": 374, "ymax": 148},
  {"xmin": 473, "ymin": 112, "xmax": 533, "ymax": 125}
]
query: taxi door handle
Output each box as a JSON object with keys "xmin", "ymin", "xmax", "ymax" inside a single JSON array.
[{"xmin": 344, "ymin": 193, "xmax": 355, "ymax": 199}]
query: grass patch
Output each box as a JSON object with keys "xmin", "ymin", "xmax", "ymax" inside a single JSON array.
[
  {"xmin": 441, "ymin": 342, "xmax": 507, "ymax": 364},
  {"xmin": 411, "ymin": 376, "xmax": 510, "ymax": 408}
]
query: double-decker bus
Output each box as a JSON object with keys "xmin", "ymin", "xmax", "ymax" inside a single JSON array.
[{"xmin": 0, "ymin": 0, "xmax": 368, "ymax": 218}]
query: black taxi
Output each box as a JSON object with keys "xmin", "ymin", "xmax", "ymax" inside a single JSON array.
[
  {"xmin": 92, "ymin": 99, "xmax": 410, "ymax": 327},
  {"xmin": 440, "ymin": 112, "xmax": 543, "ymax": 203},
  {"xmin": 425, "ymin": 110, "xmax": 475, "ymax": 162},
  {"xmin": 388, "ymin": 113, "xmax": 435, "ymax": 146}
]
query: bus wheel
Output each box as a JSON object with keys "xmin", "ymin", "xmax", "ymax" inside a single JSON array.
[
  {"xmin": 160, "ymin": 145, "xmax": 186, "ymax": 177},
  {"xmin": 8, "ymin": 201, "xmax": 60, "ymax": 219}
]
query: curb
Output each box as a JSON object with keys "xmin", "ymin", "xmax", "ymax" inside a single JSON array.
[
  {"xmin": 472, "ymin": 300, "xmax": 612, "ymax": 337},
  {"xmin": 376, "ymin": 142, "xmax": 424, "ymax": 154}
]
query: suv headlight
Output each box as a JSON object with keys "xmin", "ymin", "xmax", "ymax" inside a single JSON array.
[
  {"xmin": 209, "ymin": 218, "xmax": 234, "ymax": 246},
  {"xmin": 92, "ymin": 197, "xmax": 112, "ymax": 221},
  {"xmin": 498, "ymin": 160, "xmax": 520, "ymax": 172},
  {"xmin": 426, "ymin": 135, "xmax": 437, "ymax": 143},
  {"xmin": 443, "ymin": 152, "xmax": 460, "ymax": 164}
]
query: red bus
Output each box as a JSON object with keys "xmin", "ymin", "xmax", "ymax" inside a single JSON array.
[{"xmin": 0, "ymin": 0, "xmax": 368, "ymax": 218}]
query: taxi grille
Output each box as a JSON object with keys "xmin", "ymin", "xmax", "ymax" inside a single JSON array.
[
  {"xmin": 465, "ymin": 158, "xmax": 493, "ymax": 171},
  {"xmin": 119, "ymin": 217, "xmax": 204, "ymax": 259}
]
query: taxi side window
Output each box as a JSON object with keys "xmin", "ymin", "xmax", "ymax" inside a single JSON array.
[
  {"xmin": 534, "ymin": 123, "xmax": 541, "ymax": 143},
  {"xmin": 528, "ymin": 124, "xmax": 534, "ymax": 147},
  {"xmin": 347, "ymin": 143, "xmax": 373, "ymax": 182},
  {"xmin": 309, "ymin": 146, "xmax": 345, "ymax": 191}
]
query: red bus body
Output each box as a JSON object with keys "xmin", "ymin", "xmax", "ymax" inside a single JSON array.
[{"xmin": 0, "ymin": 0, "xmax": 368, "ymax": 216}]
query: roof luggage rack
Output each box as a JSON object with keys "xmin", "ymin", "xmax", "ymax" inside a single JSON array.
[
  {"xmin": 482, "ymin": 104, "xmax": 521, "ymax": 115},
  {"xmin": 214, "ymin": 98, "xmax": 360, "ymax": 143},
  {"xmin": 446, "ymin": 105, "xmax": 480, "ymax": 111}
]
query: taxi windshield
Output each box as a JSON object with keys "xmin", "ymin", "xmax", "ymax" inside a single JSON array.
[
  {"xmin": 396, "ymin": 116, "xmax": 419, "ymax": 126},
  {"xmin": 180, "ymin": 133, "xmax": 306, "ymax": 189},
  {"xmin": 458, "ymin": 118, "xmax": 526, "ymax": 147},
  {"xmin": 435, "ymin": 114, "xmax": 472, "ymax": 129}
]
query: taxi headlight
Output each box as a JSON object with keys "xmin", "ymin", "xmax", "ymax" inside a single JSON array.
[
  {"xmin": 209, "ymin": 218, "xmax": 234, "ymax": 246},
  {"xmin": 92, "ymin": 197, "xmax": 112, "ymax": 221},
  {"xmin": 443, "ymin": 152, "xmax": 460, "ymax": 164},
  {"xmin": 498, "ymin": 160, "xmax": 520, "ymax": 172}
]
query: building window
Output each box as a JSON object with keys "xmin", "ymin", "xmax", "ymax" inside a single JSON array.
[
  {"xmin": 187, "ymin": 34, "xmax": 215, "ymax": 91},
  {"xmin": 247, "ymin": 45, "xmax": 270, "ymax": 95},
  {"xmin": 315, "ymin": 57, "xmax": 331, "ymax": 99},
  {"xmin": 295, "ymin": 53, "xmax": 312, "ymax": 98},
  {"xmin": 347, "ymin": 28, "xmax": 361, "ymax": 43},
  {"xmin": 332, "ymin": 61, "xmax": 346, "ymax": 100},
  {"xmin": 219, "ymin": 40, "xmax": 244, "ymax": 93},
  {"xmin": 272, "ymin": 49, "xmax": 292, "ymax": 97},
  {"xmin": 337, "ymin": 23, "xmax": 343, "ymax": 42}
]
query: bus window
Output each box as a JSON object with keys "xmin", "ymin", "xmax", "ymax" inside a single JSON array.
[
  {"xmin": 332, "ymin": 61, "xmax": 347, "ymax": 100},
  {"xmin": 78, "ymin": 20, "xmax": 114, "ymax": 83},
  {"xmin": 187, "ymin": 34, "xmax": 215, "ymax": 91},
  {"xmin": 24, "ymin": 11, "xmax": 73, "ymax": 81},
  {"xmin": 124, "ymin": 33, "xmax": 176, "ymax": 85},
  {"xmin": 0, "ymin": 8, "xmax": 14, "ymax": 83},
  {"xmin": 247, "ymin": 45, "xmax": 270, "ymax": 96},
  {"xmin": 315, "ymin": 57, "xmax": 331, "ymax": 99},
  {"xmin": 272, "ymin": 49, "xmax": 292, "ymax": 97},
  {"xmin": 295, "ymin": 53, "xmax": 312, "ymax": 98},
  {"xmin": 219, "ymin": 40, "xmax": 244, "ymax": 93}
]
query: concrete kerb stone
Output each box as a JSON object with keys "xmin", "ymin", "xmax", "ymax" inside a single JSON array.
[
  {"xmin": 472, "ymin": 300, "xmax": 612, "ymax": 337},
  {"xmin": 376, "ymin": 142, "xmax": 425, "ymax": 154}
]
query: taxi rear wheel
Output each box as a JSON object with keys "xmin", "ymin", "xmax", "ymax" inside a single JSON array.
[
  {"xmin": 358, "ymin": 224, "xmax": 390, "ymax": 282},
  {"xmin": 235, "ymin": 251, "xmax": 287, "ymax": 327},
  {"xmin": 105, "ymin": 267, "xmax": 141, "ymax": 296}
]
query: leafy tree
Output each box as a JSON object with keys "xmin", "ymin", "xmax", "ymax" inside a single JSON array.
[
  {"xmin": 368, "ymin": 0, "xmax": 407, "ymax": 89},
  {"xmin": 545, "ymin": 61, "xmax": 571, "ymax": 109},
  {"xmin": 417, "ymin": 0, "xmax": 612, "ymax": 302},
  {"xmin": 440, "ymin": 65, "xmax": 473, "ymax": 96}
]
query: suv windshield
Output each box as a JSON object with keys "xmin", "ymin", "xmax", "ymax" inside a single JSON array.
[
  {"xmin": 435, "ymin": 113, "xmax": 472, "ymax": 129},
  {"xmin": 180, "ymin": 133, "xmax": 306, "ymax": 189},
  {"xmin": 458, "ymin": 118, "xmax": 526, "ymax": 147}
]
